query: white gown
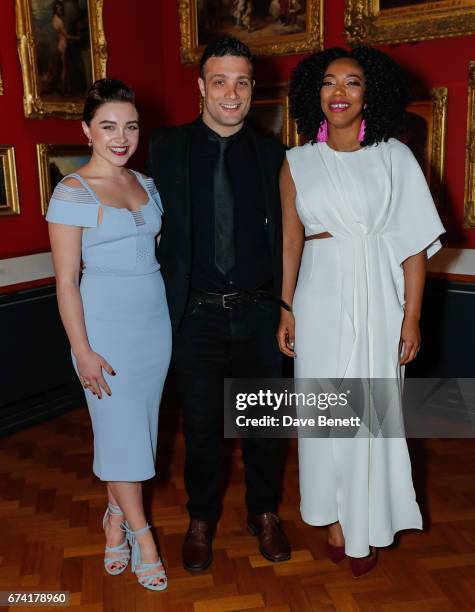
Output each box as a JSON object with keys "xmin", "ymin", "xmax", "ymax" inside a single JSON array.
[{"xmin": 287, "ymin": 138, "xmax": 445, "ymax": 557}]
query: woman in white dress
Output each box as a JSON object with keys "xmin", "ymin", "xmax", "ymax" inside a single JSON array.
[{"xmin": 277, "ymin": 47, "xmax": 445, "ymax": 576}]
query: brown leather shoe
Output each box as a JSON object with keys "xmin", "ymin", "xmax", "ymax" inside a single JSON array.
[
  {"xmin": 182, "ymin": 519, "xmax": 214, "ymax": 571},
  {"xmin": 247, "ymin": 512, "xmax": 291, "ymax": 562}
]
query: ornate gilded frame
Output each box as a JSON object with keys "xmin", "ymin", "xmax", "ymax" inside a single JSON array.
[
  {"xmin": 0, "ymin": 66, "xmax": 4, "ymax": 95},
  {"xmin": 179, "ymin": 0, "xmax": 323, "ymax": 64},
  {"xmin": 16, "ymin": 0, "xmax": 107, "ymax": 119},
  {"xmin": 249, "ymin": 97, "xmax": 291, "ymax": 147},
  {"xmin": 0, "ymin": 146, "xmax": 20, "ymax": 217},
  {"xmin": 464, "ymin": 62, "xmax": 475, "ymax": 228},
  {"xmin": 404, "ymin": 87, "xmax": 448, "ymax": 207},
  {"xmin": 37, "ymin": 144, "xmax": 90, "ymax": 215},
  {"xmin": 345, "ymin": 0, "xmax": 475, "ymax": 46}
]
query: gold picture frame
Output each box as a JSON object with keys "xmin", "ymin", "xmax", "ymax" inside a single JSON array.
[
  {"xmin": 37, "ymin": 144, "xmax": 90, "ymax": 214},
  {"xmin": 464, "ymin": 61, "xmax": 475, "ymax": 228},
  {"xmin": 0, "ymin": 146, "xmax": 20, "ymax": 217},
  {"xmin": 249, "ymin": 97, "xmax": 291, "ymax": 147},
  {"xmin": 0, "ymin": 66, "xmax": 4, "ymax": 95},
  {"xmin": 179, "ymin": 0, "xmax": 323, "ymax": 64},
  {"xmin": 16, "ymin": 0, "xmax": 107, "ymax": 119},
  {"xmin": 249, "ymin": 84, "xmax": 291, "ymax": 146},
  {"xmin": 345, "ymin": 0, "xmax": 475, "ymax": 46},
  {"xmin": 403, "ymin": 87, "xmax": 448, "ymax": 208}
]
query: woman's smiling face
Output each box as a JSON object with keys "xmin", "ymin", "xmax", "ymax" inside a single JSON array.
[
  {"xmin": 320, "ymin": 57, "xmax": 366, "ymax": 130},
  {"xmin": 82, "ymin": 101, "xmax": 140, "ymax": 167}
]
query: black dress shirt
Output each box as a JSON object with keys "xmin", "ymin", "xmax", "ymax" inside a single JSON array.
[{"xmin": 189, "ymin": 118, "xmax": 273, "ymax": 293}]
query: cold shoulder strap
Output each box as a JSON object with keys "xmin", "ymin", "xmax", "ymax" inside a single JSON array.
[
  {"xmin": 130, "ymin": 169, "xmax": 148, "ymax": 191},
  {"xmin": 130, "ymin": 170, "xmax": 164, "ymax": 214},
  {"xmin": 45, "ymin": 175, "xmax": 100, "ymax": 228},
  {"xmin": 66, "ymin": 173, "xmax": 102, "ymax": 205}
]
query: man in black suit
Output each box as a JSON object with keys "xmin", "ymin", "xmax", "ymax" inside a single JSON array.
[{"xmin": 148, "ymin": 37, "xmax": 290, "ymax": 571}]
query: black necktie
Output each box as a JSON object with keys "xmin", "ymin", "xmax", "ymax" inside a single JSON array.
[{"xmin": 214, "ymin": 136, "xmax": 235, "ymax": 276}]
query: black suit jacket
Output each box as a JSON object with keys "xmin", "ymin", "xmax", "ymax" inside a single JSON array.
[{"xmin": 148, "ymin": 119, "xmax": 285, "ymax": 334}]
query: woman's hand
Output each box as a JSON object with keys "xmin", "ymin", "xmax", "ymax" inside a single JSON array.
[
  {"xmin": 399, "ymin": 315, "xmax": 421, "ymax": 365},
  {"xmin": 75, "ymin": 349, "xmax": 116, "ymax": 399},
  {"xmin": 277, "ymin": 309, "xmax": 296, "ymax": 358}
]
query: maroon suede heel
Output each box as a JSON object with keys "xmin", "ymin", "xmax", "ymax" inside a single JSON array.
[
  {"xmin": 326, "ymin": 542, "xmax": 346, "ymax": 564},
  {"xmin": 349, "ymin": 548, "xmax": 377, "ymax": 578}
]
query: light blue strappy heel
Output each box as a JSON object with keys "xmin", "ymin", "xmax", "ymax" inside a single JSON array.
[
  {"xmin": 124, "ymin": 524, "xmax": 167, "ymax": 591},
  {"xmin": 102, "ymin": 503, "xmax": 130, "ymax": 576}
]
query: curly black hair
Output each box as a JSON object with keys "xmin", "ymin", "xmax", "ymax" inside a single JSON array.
[{"xmin": 289, "ymin": 46, "xmax": 411, "ymax": 147}]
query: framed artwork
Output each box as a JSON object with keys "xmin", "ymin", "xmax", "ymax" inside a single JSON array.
[
  {"xmin": 402, "ymin": 87, "xmax": 448, "ymax": 207},
  {"xmin": 179, "ymin": 0, "xmax": 323, "ymax": 64},
  {"xmin": 248, "ymin": 97, "xmax": 291, "ymax": 146},
  {"xmin": 248, "ymin": 84, "xmax": 291, "ymax": 146},
  {"xmin": 37, "ymin": 144, "xmax": 90, "ymax": 214},
  {"xmin": 345, "ymin": 0, "xmax": 475, "ymax": 46},
  {"xmin": 464, "ymin": 61, "xmax": 475, "ymax": 228},
  {"xmin": 0, "ymin": 147, "xmax": 20, "ymax": 217},
  {"xmin": 0, "ymin": 66, "xmax": 3, "ymax": 95},
  {"xmin": 16, "ymin": 0, "xmax": 107, "ymax": 119}
]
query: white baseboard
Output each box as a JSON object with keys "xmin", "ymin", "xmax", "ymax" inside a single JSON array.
[
  {"xmin": 0, "ymin": 252, "xmax": 54, "ymax": 288},
  {"xmin": 428, "ymin": 248, "xmax": 475, "ymax": 276}
]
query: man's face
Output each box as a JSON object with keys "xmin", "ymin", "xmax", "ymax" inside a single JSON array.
[{"xmin": 198, "ymin": 55, "xmax": 254, "ymax": 136}]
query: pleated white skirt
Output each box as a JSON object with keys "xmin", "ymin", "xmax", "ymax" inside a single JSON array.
[{"xmin": 293, "ymin": 239, "xmax": 422, "ymax": 557}]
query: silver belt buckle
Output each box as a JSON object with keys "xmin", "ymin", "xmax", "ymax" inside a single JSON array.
[{"xmin": 222, "ymin": 292, "xmax": 239, "ymax": 309}]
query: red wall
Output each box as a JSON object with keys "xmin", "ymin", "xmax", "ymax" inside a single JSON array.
[
  {"xmin": 0, "ymin": 0, "xmax": 165, "ymax": 259},
  {"xmin": 1, "ymin": 0, "xmax": 474, "ymax": 259}
]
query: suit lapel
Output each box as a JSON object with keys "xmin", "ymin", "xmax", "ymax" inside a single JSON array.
[
  {"xmin": 247, "ymin": 126, "xmax": 277, "ymax": 255},
  {"xmin": 172, "ymin": 120, "xmax": 200, "ymax": 259},
  {"xmin": 248, "ymin": 127, "xmax": 272, "ymax": 221}
]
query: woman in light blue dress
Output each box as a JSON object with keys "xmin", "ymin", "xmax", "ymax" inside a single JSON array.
[{"xmin": 46, "ymin": 79, "xmax": 171, "ymax": 591}]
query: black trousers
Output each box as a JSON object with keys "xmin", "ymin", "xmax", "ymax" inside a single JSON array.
[{"xmin": 172, "ymin": 294, "xmax": 283, "ymax": 523}]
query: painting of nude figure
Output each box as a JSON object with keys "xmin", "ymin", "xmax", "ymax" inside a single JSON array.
[
  {"xmin": 31, "ymin": 0, "xmax": 92, "ymax": 98},
  {"xmin": 16, "ymin": 0, "xmax": 107, "ymax": 118}
]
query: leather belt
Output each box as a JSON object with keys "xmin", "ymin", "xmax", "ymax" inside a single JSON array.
[
  {"xmin": 305, "ymin": 231, "xmax": 333, "ymax": 241},
  {"xmin": 190, "ymin": 287, "xmax": 291, "ymax": 311}
]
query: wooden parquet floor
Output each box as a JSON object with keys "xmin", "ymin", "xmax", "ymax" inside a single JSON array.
[{"xmin": 0, "ymin": 406, "xmax": 474, "ymax": 612}]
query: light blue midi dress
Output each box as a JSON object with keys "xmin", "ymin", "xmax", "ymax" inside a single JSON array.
[{"xmin": 46, "ymin": 171, "xmax": 172, "ymax": 482}]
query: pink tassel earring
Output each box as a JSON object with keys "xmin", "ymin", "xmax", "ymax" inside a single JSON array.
[
  {"xmin": 358, "ymin": 119, "xmax": 366, "ymax": 143},
  {"xmin": 316, "ymin": 119, "xmax": 328, "ymax": 143}
]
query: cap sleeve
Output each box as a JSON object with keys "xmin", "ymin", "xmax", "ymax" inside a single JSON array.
[
  {"xmin": 384, "ymin": 140, "xmax": 445, "ymax": 265},
  {"xmin": 46, "ymin": 182, "xmax": 100, "ymax": 228},
  {"xmin": 144, "ymin": 177, "xmax": 164, "ymax": 214}
]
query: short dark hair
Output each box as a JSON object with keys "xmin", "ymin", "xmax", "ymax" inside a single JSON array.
[
  {"xmin": 199, "ymin": 36, "xmax": 254, "ymax": 78},
  {"xmin": 289, "ymin": 46, "xmax": 411, "ymax": 147},
  {"xmin": 83, "ymin": 78, "xmax": 136, "ymax": 125}
]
